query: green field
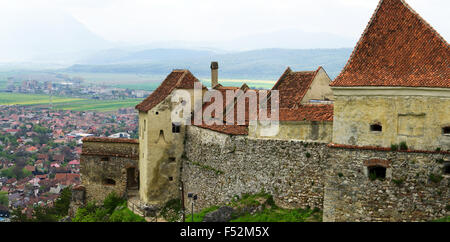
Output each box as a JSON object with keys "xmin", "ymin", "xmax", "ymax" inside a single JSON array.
[
  {"xmin": 0, "ymin": 93, "xmax": 84, "ymax": 105},
  {"xmin": 0, "ymin": 92, "xmax": 142, "ymax": 112},
  {"xmin": 51, "ymin": 99, "xmax": 143, "ymax": 112}
]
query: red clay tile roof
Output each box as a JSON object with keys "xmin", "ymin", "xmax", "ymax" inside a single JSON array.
[
  {"xmin": 136, "ymin": 70, "xmax": 206, "ymax": 112},
  {"xmin": 279, "ymin": 104, "xmax": 334, "ymax": 122},
  {"xmin": 194, "ymin": 123, "xmax": 249, "ymax": 135},
  {"xmin": 272, "ymin": 67, "xmax": 321, "ymax": 108},
  {"xmin": 193, "ymin": 84, "xmax": 250, "ymax": 135},
  {"xmin": 82, "ymin": 137, "xmax": 139, "ymax": 144},
  {"xmin": 331, "ymin": 0, "xmax": 449, "ymax": 88}
]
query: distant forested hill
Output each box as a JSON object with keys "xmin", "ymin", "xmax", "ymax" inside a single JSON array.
[{"xmin": 63, "ymin": 48, "xmax": 352, "ymax": 80}]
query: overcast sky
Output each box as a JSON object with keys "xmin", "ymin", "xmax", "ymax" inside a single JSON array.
[{"xmin": 0, "ymin": 0, "xmax": 448, "ymax": 45}]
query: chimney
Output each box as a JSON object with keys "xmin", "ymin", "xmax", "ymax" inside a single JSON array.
[{"xmin": 210, "ymin": 61, "xmax": 219, "ymax": 88}]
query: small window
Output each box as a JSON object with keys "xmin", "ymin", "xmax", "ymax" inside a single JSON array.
[
  {"xmin": 101, "ymin": 157, "xmax": 109, "ymax": 162},
  {"xmin": 155, "ymin": 111, "xmax": 159, "ymax": 115},
  {"xmin": 168, "ymin": 177, "xmax": 173, "ymax": 181},
  {"xmin": 443, "ymin": 127, "xmax": 450, "ymax": 135},
  {"xmin": 172, "ymin": 123, "xmax": 181, "ymax": 133},
  {"xmin": 169, "ymin": 157, "xmax": 176, "ymax": 163},
  {"xmin": 368, "ymin": 166, "xmax": 386, "ymax": 180},
  {"xmin": 370, "ymin": 124, "xmax": 382, "ymax": 132},
  {"xmin": 444, "ymin": 163, "xmax": 450, "ymax": 175},
  {"xmin": 103, "ymin": 178, "xmax": 116, "ymax": 185}
]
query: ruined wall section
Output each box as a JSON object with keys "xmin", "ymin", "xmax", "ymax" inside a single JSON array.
[{"xmin": 80, "ymin": 138, "xmax": 139, "ymax": 203}]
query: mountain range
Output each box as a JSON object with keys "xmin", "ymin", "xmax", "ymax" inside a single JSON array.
[{"xmin": 65, "ymin": 48, "xmax": 353, "ymax": 80}]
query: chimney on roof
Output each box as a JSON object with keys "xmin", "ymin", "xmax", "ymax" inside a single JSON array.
[{"xmin": 210, "ymin": 61, "xmax": 219, "ymax": 88}]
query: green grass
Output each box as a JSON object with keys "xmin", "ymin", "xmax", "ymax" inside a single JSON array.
[
  {"xmin": 73, "ymin": 192, "xmax": 145, "ymax": 222},
  {"xmin": 109, "ymin": 201, "xmax": 146, "ymax": 222},
  {"xmin": 51, "ymin": 99, "xmax": 143, "ymax": 112},
  {"xmin": 230, "ymin": 208, "xmax": 321, "ymax": 222},
  {"xmin": 432, "ymin": 216, "xmax": 450, "ymax": 222},
  {"xmin": 0, "ymin": 93, "xmax": 83, "ymax": 105},
  {"xmin": 186, "ymin": 192, "xmax": 322, "ymax": 222},
  {"xmin": 185, "ymin": 206, "xmax": 220, "ymax": 222},
  {"xmin": 0, "ymin": 92, "xmax": 142, "ymax": 112}
]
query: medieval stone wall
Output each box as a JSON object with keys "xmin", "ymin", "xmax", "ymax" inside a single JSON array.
[
  {"xmin": 80, "ymin": 140, "xmax": 139, "ymax": 203},
  {"xmin": 182, "ymin": 125, "xmax": 449, "ymax": 221},
  {"xmin": 323, "ymin": 147, "xmax": 449, "ymax": 222},
  {"xmin": 182, "ymin": 125, "xmax": 329, "ymax": 213}
]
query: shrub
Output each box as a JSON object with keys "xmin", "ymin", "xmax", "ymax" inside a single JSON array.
[
  {"xmin": 391, "ymin": 144, "xmax": 399, "ymax": 151},
  {"xmin": 338, "ymin": 172, "xmax": 343, "ymax": 178},
  {"xmin": 109, "ymin": 201, "xmax": 145, "ymax": 222},
  {"xmin": 429, "ymin": 174, "xmax": 443, "ymax": 183},
  {"xmin": 103, "ymin": 192, "xmax": 125, "ymax": 214},
  {"xmin": 392, "ymin": 179, "xmax": 404, "ymax": 186},
  {"xmin": 399, "ymin": 141, "xmax": 408, "ymax": 151},
  {"xmin": 305, "ymin": 152, "xmax": 311, "ymax": 158}
]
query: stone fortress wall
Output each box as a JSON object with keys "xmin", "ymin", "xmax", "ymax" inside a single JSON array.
[{"xmin": 181, "ymin": 125, "xmax": 450, "ymax": 222}]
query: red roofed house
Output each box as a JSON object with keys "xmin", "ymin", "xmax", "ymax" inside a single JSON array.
[
  {"xmin": 54, "ymin": 173, "xmax": 80, "ymax": 186},
  {"xmin": 330, "ymin": 0, "xmax": 449, "ymax": 151},
  {"xmin": 249, "ymin": 66, "xmax": 334, "ymax": 141}
]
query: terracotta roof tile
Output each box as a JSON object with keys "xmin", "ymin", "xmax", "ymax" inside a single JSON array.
[
  {"xmin": 279, "ymin": 104, "xmax": 333, "ymax": 122},
  {"xmin": 331, "ymin": 0, "xmax": 449, "ymax": 88},
  {"xmin": 136, "ymin": 70, "xmax": 206, "ymax": 112},
  {"xmin": 272, "ymin": 67, "xmax": 321, "ymax": 108},
  {"xmin": 193, "ymin": 84, "xmax": 251, "ymax": 135},
  {"xmin": 82, "ymin": 137, "xmax": 138, "ymax": 144}
]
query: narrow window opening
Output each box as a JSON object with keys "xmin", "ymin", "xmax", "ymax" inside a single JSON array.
[
  {"xmin": 169, "ymin": 157, "xmax": 176, "ymax": 163},
  {"xmin": 103, "ymin": 178, "xmax": 116, "ymax": 185},
  {"xmin": 172, "ymin": 123, "xmax": 181, "ymax": 133},
  {"xmin": 368, "ymin": 166, "xmax": 386, "ymax": 180},
  {"xmin": 370, "ymin": 124, "xmax": 382, "ymax": 132},
  {"xmin": 443, "ymin": 126, "xmax": 450, "ymax": 135},
  {"xmin": 444, "ymin": 163, "xmax": 450, "ymax": 175},
  {"xmin": 168, "ymin": 177, "xmax": 173, "ymax": 181}
]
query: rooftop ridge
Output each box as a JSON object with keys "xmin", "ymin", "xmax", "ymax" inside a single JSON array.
[{"xmin": 331, "ymin": 0, "xmax": 450, "ymax": 88}]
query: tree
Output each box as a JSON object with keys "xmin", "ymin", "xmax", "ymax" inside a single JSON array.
[
  {"xmin": 10, "ymin": 206, "xmax": 30, "ymax": 222},
  {"xmin": 0, "ymin": 191, "xmax": 8, "ymax": 206}
]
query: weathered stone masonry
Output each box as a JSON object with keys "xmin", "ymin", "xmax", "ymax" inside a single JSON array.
[
  {"xmin": 324, "ymin": 147, "xmax": 449, "ymax": 222},
  {"xmin": 181, "ymin": 125, "xmax": 450, "ymax": 221},
  {"xmin": 182, "ymin": 125, "xmax": 330, "ymax": 213},
  {"xmin": 79, "ymin": 138, "xmax": 139, "ymax": 203}
]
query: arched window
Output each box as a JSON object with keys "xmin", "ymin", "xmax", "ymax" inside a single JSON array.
[{"xmin": 370, "ymin": 124, "xmax": 382, "ymax": 132}]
